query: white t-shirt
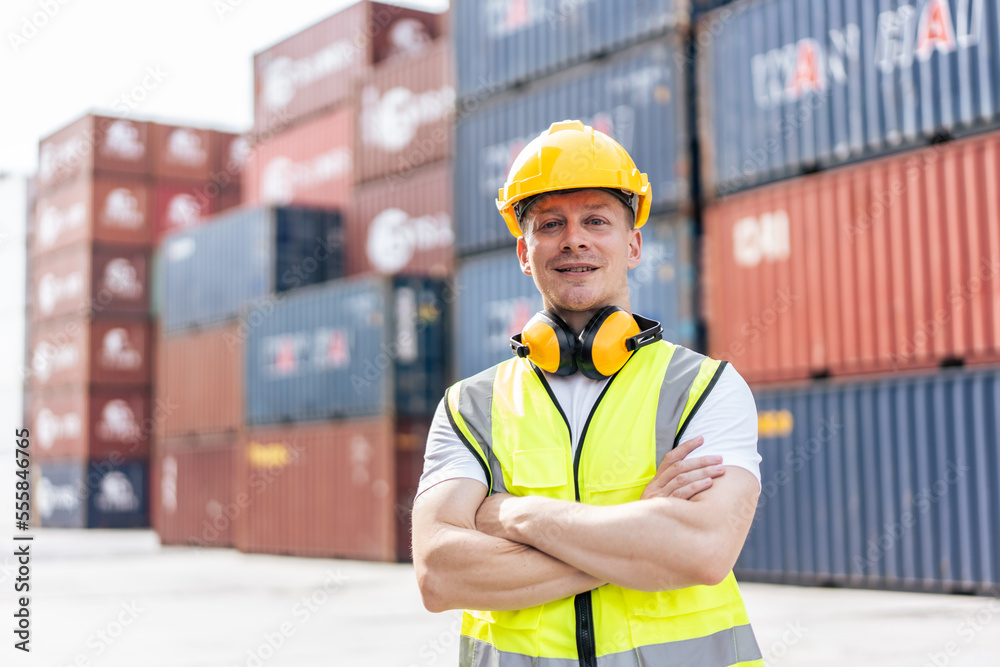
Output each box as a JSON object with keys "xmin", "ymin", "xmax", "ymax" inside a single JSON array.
[{"xmin": 416, "ymin": 363, "xmax": 761, "ymax": 498}]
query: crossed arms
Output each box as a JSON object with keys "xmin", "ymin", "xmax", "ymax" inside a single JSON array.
[{"xmin": 411, "ymin": 436, "xmax": 760, "ymax": 613}]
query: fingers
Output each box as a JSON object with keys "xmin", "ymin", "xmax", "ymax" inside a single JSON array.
[
  {"xmin": 655, "ymin": 435, "xmax": 705, "ymax": 474},
  {"xmin": 660, "ymin": 463, "xmax": 725, "ymax": 499},
  {"xmin": 669, "ymin": 475, "xmax": 715, "ymax": 500},
  {"xmin": 645, "ymin": 451, "xmax": 722, "ymax": 495}
]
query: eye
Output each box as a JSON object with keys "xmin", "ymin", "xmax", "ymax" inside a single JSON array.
[{"xmin": 587, "ymin": 217, "xmax": 608, "ymax": 226}]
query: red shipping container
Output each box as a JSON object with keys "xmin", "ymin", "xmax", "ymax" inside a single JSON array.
[
  {"xmin": 214, "ymin": 130, "xmax": 248, "ymax": 185},
  {"xmin": 155, "ymin": 321, "xmax": 243, "ymax": 437},
  {"xmin": 37, "ymin": 114, "xmax": 152, "ymax": 192},
  {"xmin": 153, "ymin": 181, "xmax": 220, "ymax": 242},
  {"xmin": 150, "ymin": 124, "xmax": 216, "ymax": 182},
  {"xmin": 153, "ymin": 434, "xmax": 240, "ymax": 547},
  {"xmin": 348, "ymin": 161, "xmax": 453, "ymax": 276},
  {"xmin": 30, "ymin": 384, "xmax": 152, "ymax": 461},
  {"xmin": 243, "ymin": 108, "xmax": 353, "ymax": 209},
  {"xmin": 253, "ymin": 1, "xmax": 444, "ymax": 135},
  {"xmin": 32, "ymin": 242, "xmax": 150, "ymax": 322},
  {"xmin": 29, "ymin": 316, "xmax": 152, "ymax": 388},
  {"xmin": 356, "ymin": 40, "xmax": 454, "ymax": 183},
  {"xmin": 33, "ymin": 173, "xmax": 153, "ymax": 256},
  {"xmin": 703, "ymin": 131, "xmax": 1000, "ymax": 384},
  {"xmin": 234, "ymin": 417, "xmax": 429, "ymax": 562}
]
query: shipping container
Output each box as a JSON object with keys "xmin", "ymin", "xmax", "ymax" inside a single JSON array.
[
  {"xmin": 253, "ymin": 1, "xmax": 445, "ymax": 134},
  {"xmin": 235, "ymin": 417, "xmax": 428, "ymax": 561},
  {"xmin": 349, "ymin": 161, "xmax": 453, "ymax": 276},
  {"xmin": 34, "ymin": 457, "xmax": 148, "ymax": 528},
  {"xmin": 158, "ymin": 206, "xmax": 343, "ymax": 332},
  {"xmin": 742, "ymin": 366, "xmax": 1000, "ymax": 594},
  {"xmin": 37, "ymin": 114, "xmax": 152, "ymax": 192},
  {"xmin": 30, "ymin": 384, "xmax": 151, "ymax": 461},
  {"xmin": 214, "ymin": 130, "xmax": 248, "ymax": 183},
  {"xmin": 454, "ymin": 217, "xmax": 697, "ymax": 378},
  {"xmin": 32, "ymin": 172, "xmax": 153, "ymax": 256},
  {"xmin": 153, "ymin": 181, "xmax": 220, "ymax": 242},
  {"xmin": 31, "ymin": 242, "xmax": 150, "ymax": 322},
  {"xmin": 454, "ymin": 38, "xmax": 690, "ymax": 255},
  {"xmin": 34, "ymin": 459, "xmax": 87, "ymax": 528},
  {"xmin": 29, "ymin": 316, "xmax": 152, "ymax": 388},
  {"xmin": 703, "ymin": 131, "xmax": 1000, "ymax": 384},
  {"xmin": 155, "ymin": 321, "xmax": 243, "ymax": 437},
  {"xmin": 150, "ymin": 124, "xmax": 216, "ymax": 182},
  {"xmin": 244, "ymin": 276, "xmax": 449, "ymax": 424},
  {"xmin": 154, "ymin": 434, "xmax": 240, "ymax": 547},
  {"xmin": 356, "ymin": 40, "xmax": 454, "ymax": 183},
  {"xmin": 453, "ymin": 0, "xmax": 688, "ymax": 99},
  {"xmin": 697, "ymin": 0, "xmax": 1000, "ymax": 198},
  {"xmin": 243, "ymin": 108, "xmax": 354, "ymax": 209}
]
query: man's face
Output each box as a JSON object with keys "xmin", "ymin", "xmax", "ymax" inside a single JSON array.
[{"xmin": 516, "ymin": 189, "xmax": 642, "ymax": 331}]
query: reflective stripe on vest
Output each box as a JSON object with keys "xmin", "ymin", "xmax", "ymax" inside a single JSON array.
[{"xmin": 446, "ymin": 341, "xmax": 763, "ymax": 667}]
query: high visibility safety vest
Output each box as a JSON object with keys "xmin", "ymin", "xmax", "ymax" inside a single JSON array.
[{"xmin": 444, "ymin": 341, "xmax": 764, "ymax": 667}]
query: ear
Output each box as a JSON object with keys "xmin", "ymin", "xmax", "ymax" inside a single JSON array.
[
  {"xmin": 627, "ymin": 229, "xmax": 642, "ymax": 270},
  {"xmin": 517, "ymin": 236, "xmax": 532, "ymax": 276}
]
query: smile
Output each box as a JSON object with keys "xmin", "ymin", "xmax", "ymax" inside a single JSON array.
[{"xmin": 555, "ymin": 267, "xmax": 598, "ymax": 273}]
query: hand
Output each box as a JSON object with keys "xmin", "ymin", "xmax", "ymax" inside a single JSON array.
[
  {"xmin": 475, "ymin": 492, "xmax": 518, "ymax": 541},
  {"xmin": 640, "ymin": 435, "xmax": 725, "ymax": 501}
]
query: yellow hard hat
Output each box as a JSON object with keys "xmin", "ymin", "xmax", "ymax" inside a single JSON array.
[{"xmin": 496, "ymin": 120, "xmax": 652, "ymax": 238}]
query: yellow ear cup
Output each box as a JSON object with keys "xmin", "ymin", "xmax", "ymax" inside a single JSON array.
[
  {"xmin": 578, "ymin": 307, "xmax": 641, "ymax": 379},
  {"xmin": 518, "ymin": 311, "xmax": 578, "ymax": 376}
]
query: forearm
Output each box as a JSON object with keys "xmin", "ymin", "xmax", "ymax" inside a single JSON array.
[{"xmin": 416, "ymin": 522, "xmax": 603, "ymax": 612}]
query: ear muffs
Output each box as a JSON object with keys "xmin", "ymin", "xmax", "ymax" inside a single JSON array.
[{"xmin": 511, "ymin": 307, "xmax": 663, "ymax": 379}]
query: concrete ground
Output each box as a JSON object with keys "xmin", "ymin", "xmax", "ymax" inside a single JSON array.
[{"xmin": 1, "ymin": 530, "xmax": 998, "ymax": 667}]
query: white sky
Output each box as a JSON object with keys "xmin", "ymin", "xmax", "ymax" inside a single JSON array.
[{"xmin": 0, "ymin": 0, "xmax": 449, "ymax": 176}]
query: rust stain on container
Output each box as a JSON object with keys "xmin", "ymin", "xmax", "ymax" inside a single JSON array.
[
  {"xmin": 29, "ymin": 316, "xmax": 152, "ymax": 388},
  {"xmin": 704, "ymin": 132, "xmax": 1000, "ymax": 384},
  {"xmin": 348, "ymin": 161, "xmax": 453, "ymax": 276},
  {"xmin": 37, "ymin": 114, "xmax": 153, "ymax": 192},
  {"xmin": 155, "ymin": 321, "xmax": 243, "ymax": 437}
]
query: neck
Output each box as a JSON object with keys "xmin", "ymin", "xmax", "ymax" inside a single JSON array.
[{"xmin": 547, "ymin": 302, "xmax": 632, "ymax": 337}]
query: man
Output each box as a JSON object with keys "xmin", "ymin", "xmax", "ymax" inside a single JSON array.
[{"xmin": 412, "ymin": 120, "xmax": 764, "ymax": 666}]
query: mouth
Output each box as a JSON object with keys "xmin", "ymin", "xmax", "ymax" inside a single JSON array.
[{"xmin": 554, "ymin": 264, "xmax": 599, "ymax": 274}]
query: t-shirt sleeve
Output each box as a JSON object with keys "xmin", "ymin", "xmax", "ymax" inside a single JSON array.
[
  {"xmin": 415, "ymin": 397, "xmax": 489, "ymax": 499},
  {"xmin": 679, "ymin": 364, "xmax": 762, "ymax": 490}
]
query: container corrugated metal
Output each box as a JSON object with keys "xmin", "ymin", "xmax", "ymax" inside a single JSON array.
[
  {"xmin": 153, "ymin": 181, "xmax": 220, "ymax": 242},
  {"xmin": 32, "ymin": 242, "xmax": 150, "ymax": 322},
  {"xmin": 214, "ymin": 131, "xmax": 247, "ymax": 182},
  {"xmin": 454, "ymin": 218, "xmax": 697, "ymax": 378},
  {"xmin": 742, "ymin": 366, "xmax": 1000, "ymax": 594},
  {"xmin": 244, "ymin": 276, "xmax": 449, "ymax": 424},
  {"xmin": 155, "ymin": 321, "xmax": 243, "ymax": 436},
  {"xmin": 453, "ymin": 0, "xmax": 689, "ymax": 99},
  {"xmin": 32, "ymin": 173, "xmax": 153, "ymax": 256},
  {"xmin": 37, "ymin": 115, "xmax": 152, "ymax": 192},
  {"xmin": 356, "ymin": 40, "xmax": 454, "ymax": 183},
  {"xmin": 253, "ymin": 2, "xmax": 444, "ymax": 134},
  {"xmin": 454, "ymin": 38, "xmax": 690, "ymax": 255},
  {"xmin": 150, "ymin": 124, "xmax": 216, "ymax": 182},
  {"xmin": 30, "ymin": 384, "xmax": 151, "ymax": 461},
  {"xmin": 235, "ymin": 417, "xmax": 429, "ymax": 561},
  {"xmin": 29, "ymin": 317, "xmax": 152, "ymax": 388},
  {"xmin": 34, "ymin": 459, "xmax": 86, "ymax": 528},
  {"xmin": 158, "ymin": 206, "xmax": 343, "ymax": 333},
  {"xmin": 703, "ymin": 131, "xmax": 1000, "ymax": 384},
  {"xmin": 243, "ymin": 108, "xmax": 354, "ymax": 209},
  {"xmin": 86, "ymin": 458, "xmax": 149, "ymax": 528},
  {"xmin": 698, "ymin": 0, "xmax": 1000, "ymax": 198},
  {"xmin": 154, "ymin": 434, "xmax": 239, "ymax": 547},
  {"xmin": 348, "ymin": 161, "xmax": 453, "ymax": 276}
]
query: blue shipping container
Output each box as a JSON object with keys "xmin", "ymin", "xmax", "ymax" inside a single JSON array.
[
  {"xmin": 244, "ymin": 276, "xmax": 450, "ymax": 425},
  {"xmin": 454, "ymin": 218, "xmax": 697, "ymax": 378},
  {"xmin": 35, "ymin": 460, "xmax": 86, "ymax": 528},
  {"xmin": 86, "ymin": 460, "xmax": 149, "ymax": 529},
  {"xmin": 455, "ymin": 39, "xmax": 690, "ymax": 256},
  {"xmin": 698, "ymin": 0, "xmax": 1000, "ymax": 197},
  {"xmin": 159, "ymin": 206, "xmax": 343, "ymax": 333},
  {"xmin": 454, "ymin": 0, "xmax": 689, "ymax": 99},
  {"xmin": 743, "ymin": 366, "xmax": 1000, "ymax": 594}
]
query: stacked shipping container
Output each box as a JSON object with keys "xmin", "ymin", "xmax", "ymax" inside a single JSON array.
[{"xmin": 696, "ymin": 0, "xmax": 1000, "ymax": 591}]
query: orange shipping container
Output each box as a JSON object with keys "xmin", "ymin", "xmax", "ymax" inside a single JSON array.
[
  {"xmin": 355, "ymin": 41, "xmax": 454, "ymax": 183},
  {"xmin": 32, "ymin": 242, "xmax": 150, "ymax": 322},
  {"xmin": 155, "ymin": 321, "xmax": 243, "ymax": 437},
  {"xmin": 234, "ymin": 418, "xmax": 429, "ymax": 562},
  {"xmin": 703, "ymin": 132, "xmax": 1000, "ymax": 384},
  {"xmin": 30, "ymin": 384, "xmax": 152, "ymax": 461},
  {"xmin": 153, "ymin": 181, "xmax": 220, "ymax": 242},
  {"xmin": 29, "ymin": 316, "xmax": 152, "ymax": 388},
  {"xmin": 153, "ymin": 434, "xmax": 240, "ymax": 547},
  {"xmin": 150, "ymin": 124, "xmax": 216, "ymax": 182},
  {"xmin": 242, "ymin": 108, "xmax": 353, "ymax": 210},
  {"xmin": 348, "ymin": 161, "xmax": 453, "ymax": 276},
  {"xmin": 37, "ymin": 114, "xmax": 153, "ymax": 192},
  {"xmin": 33, "ymin": 173, "xmax": 153, "ymax": 256}
]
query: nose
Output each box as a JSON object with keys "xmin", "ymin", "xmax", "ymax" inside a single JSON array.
[{"xmin": 560, "ymin": 219, "xmax": 590, "ymax": 252}]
